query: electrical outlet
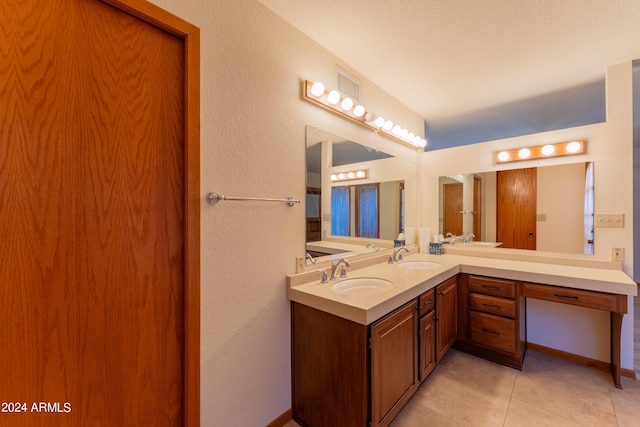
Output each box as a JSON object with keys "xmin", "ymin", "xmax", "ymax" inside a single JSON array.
[
  {"xmin": 296, "ymin": 256, "xmax": 305, "ymax": 273},
  {"xmin": 595, "ymin": 213, "xmax": 624, "ymax": 228},
  {"xmin": 611, "ymin": 247, "xmax": 624, "ymax": 262}
]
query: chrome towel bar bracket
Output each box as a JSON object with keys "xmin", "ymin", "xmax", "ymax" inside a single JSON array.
[{"xmin": 206, "ymin": 192, "xmax": 301, "ymax": 207}]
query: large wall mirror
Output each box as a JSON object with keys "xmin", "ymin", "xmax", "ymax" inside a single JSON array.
[
  {"xmin": 438, "ymin": 161, "xmax": 594, "ymax": 255},
  {"xmin": 306, "ymin": 126, "xmax": 417, "ymax": 260}
]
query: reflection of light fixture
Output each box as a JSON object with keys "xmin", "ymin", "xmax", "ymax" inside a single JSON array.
[
  {"xmin": 302, "ymin": 80, "xmax": 427, "ymax": 150},
  {"xmin": 330, "ymin": 169, "xmax": 368, "ymax": 182},
  {"xmin": 495, "ymin": 140, "xmax": 585, "ymax": 164}
]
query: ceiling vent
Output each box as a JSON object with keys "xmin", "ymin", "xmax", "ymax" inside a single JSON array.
[{"xmin": 337, "ymin": 70, "xmax": 360, "ymax": 101}]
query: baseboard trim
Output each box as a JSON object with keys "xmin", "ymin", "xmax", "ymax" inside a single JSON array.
[
  {"xmin": 266, "ymin": 409, "xmax": 292, "ymax": 427},
  {"xmin": 527, "ymin": 343, "xmax": 636, "ymax": 379}
]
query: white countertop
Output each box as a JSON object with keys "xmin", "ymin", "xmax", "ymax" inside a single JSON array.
[{"xmin": 287, "ymin": 251, "xmax": 637, "ymax": 325}]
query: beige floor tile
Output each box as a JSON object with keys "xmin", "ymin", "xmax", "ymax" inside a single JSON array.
[
  {"xmin": 512, "ymin": 371, "xmax": 617, "ymax": 427},
  {"xmin": 411, "ymin": 369, "xmax": 510, "ymax": 427},
  {"xmin": 503, "ymin": 398, "xmax": 586, "ymax": 427},
  {"xmin": 389, "ymin": 396, "xmax": 462, "ymax": 427},
  {"xmin": 609, "ymin": 376, "xmax": 640, "ymax": 405},
  {"xmin": 439, "ymin": 349, "xmax": 518, "ymax": 396},
  {"xmin": 523, "ymin": 351, "xmax": 614, "ymax": 393},
  {"xmin": 610, "ymin": 393, "xmax": 640, "ymax": 427}
]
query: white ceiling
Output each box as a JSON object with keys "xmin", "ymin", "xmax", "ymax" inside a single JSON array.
[{"xmin": 258, "ymin": 0, "xmax": 640, "ymax": 123}]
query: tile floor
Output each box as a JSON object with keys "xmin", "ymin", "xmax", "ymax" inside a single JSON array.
[{"xmin": 286, "ymin": 349, "xmax": 640, "ymax": 427}]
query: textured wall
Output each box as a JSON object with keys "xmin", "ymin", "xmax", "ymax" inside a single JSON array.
[{"xmin": 147, "ymin": 0, "xmax": 422, "ymax": 425}]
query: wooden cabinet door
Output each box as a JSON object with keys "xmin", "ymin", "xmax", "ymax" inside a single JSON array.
[
  {"xmin": 419, "ymin": 310, "xmax": 436, "ymax": 382},
  {"xmin": 436, "ymin": 277, "xmax": 457, "ymax": 362},
  {"xmin": 371, "ymin": 301, "xmax": 418, "ymax": 427},
  {"xmin": 496, "ymin": 168, "xmax": 537, "ymax": 249}
]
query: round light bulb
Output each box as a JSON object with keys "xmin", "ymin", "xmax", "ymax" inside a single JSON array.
[
  {"xmin": 341, "ymin": 98, "xmax": 353, "ymax": 110},
  {"xmin": 383, "ymin": 120, "xmax": 394, "ymax": 131},
  {"xmin": 374, "ymin": 117, "xmax": 385, "ymax": 128},
  {"xmin": 407, "ymin": 133, "xmax": 415, "ymax": 142},
  {"xmin": 310, "ymin": 81, "xmax": 325, "ymax": 97},
  {"xmin": 518, "ymin": 148, "xmax": 531, "ymax": 159},
  {"xmin": 364, "ymin": 112, "xmax": 374, "ymax": 122},
  {"xmin": 353, "ymin": 105, "xmax": 365, "ymax": 117},
  {"xmin": 347, "ymin": 171, "xmax": 355, "ymax": 179},
  {"xmin": 418, "ymin": 138, "xmax": 427, "ymax": 148},
  {"xmin": 327, "ymin": 90, "xmax": 340, "ymax": 105},
  {"xmin": 356, "ymin": 170, "xmax": 366, "ymax": 178},
  {"xmin": 338, "ymin": 172, "xmax": 346, "ymax": 180},
  {"xmin": 392, "ymin": 125, "xmax": 401, "ymax": 135},
  {"xmin": 566, "ymin": 141, "xmax": 581, "ymax": 153},
  {"xmin": 330, "ymin": 174, "xmax": 337, "ymax": 181},
  {"xmin": 541, "ymin": 144, "xmax": 555, "ymax": 155},
  {"xmin": 498, "ymin": 151, "xmax": 510, "ymax": 162},
  {"xmin": 400, "ymin": 128, "xmax": 408, "ymax": 138}
]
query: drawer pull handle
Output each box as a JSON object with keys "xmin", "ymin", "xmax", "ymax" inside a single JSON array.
[
  {"xmin": 481, "ymin": 303, "xmax": 501, "ymax": 309},
  {"xmin": 424, "ymin": 299, "xmax": 434, "ymax": 305},
  {"xmin": 553, "ymin": 293, "xmax": 579, "ymax": 300},
  {"xmin": 481, "ymin": 284, "xmax": 500, "ymax": 290},
  {"xmin": 481, "ymin": 327, "xmax": 500, "ymax": 335},
  {"xmin": 438, "ymin": 291, "xmax": 445, "ymax": 296}
]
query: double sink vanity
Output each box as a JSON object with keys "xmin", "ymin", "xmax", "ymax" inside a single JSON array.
[{"xmin": 287, "ymin": 245, "xmax": 637, "ymax": 427}]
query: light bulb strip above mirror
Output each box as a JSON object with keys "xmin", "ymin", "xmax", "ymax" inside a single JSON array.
[
  {"xmin": 302, "ymin": 80, "xmax": 427, "ymax": 150},
  {"xmin": 330, "ymin": 169, "xmax": 368, "ymax": 182},
  {"xmin": 494, "ymin": 140, "xmax": 585, "ymax": 164}
]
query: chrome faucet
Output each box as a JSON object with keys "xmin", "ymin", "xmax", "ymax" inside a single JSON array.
[
  {"xmin": 330, "ymin": 258, "xmax": 351, "ymax": 280},
  {"xmin": 463, "ymin": 234, "xmax": 476, "ymax": 245},
  {"xmin": 388, "ymin": 246, "xmax": 409, "ymax": 263},
  {"xmin": 366, "ymin": 243, "xmax": 380, "ymax": 252},
  {"xmin": 306, "ymin": 253, "xmax": 316, "ymax": 264},
  {"xmin": 446, "ymin": 232, "xmax": 460, "ymax": 245}
]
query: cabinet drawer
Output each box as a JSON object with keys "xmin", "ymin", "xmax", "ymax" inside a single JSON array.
[
  {"xmin": 468, "ymin": 276, "xmax": 515, "ymax": 299},
  {"xmin": 522, "ymin": 282, "xmax": 626, "ymax": 313},
  {"xmin": 419, "ymin": 289, "xmax": 435, "ymax": 315},
  {"xmin": 469, "ymin": 312, "xmax": 516, "ymax": 354},
  {"xmin": 469, "ymin": 293, "xmax": 516, "ymax": 318}
]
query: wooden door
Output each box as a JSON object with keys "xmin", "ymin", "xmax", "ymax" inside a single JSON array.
[
  {"xmin": 435, "ymin": 277, "xmax": 457, "ymax": 362},
  {"xmin": 370, "ymin": 301, "xmax": 418, "ymax": 427},
  {"xmin": 443, "ymin": 183, "xmax": 463, "ymax": 236},
  {"xmin": 496, "ymin": 168, "xmax": 537, "ymax": 250},
  {"xmin": 473, "ymin": 175, "xmax": 482, "ymax": 240},
  {"xmin": 0, "ymin": 1, "xmax": 200, "ymax": 426}
]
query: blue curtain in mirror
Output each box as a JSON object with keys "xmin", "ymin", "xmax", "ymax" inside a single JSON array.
[
  {"xmin": 331, "ymin": 186, "xmax": 350, "ymax": 236},
  {"xmin": 358, "ymin": 184, "xmax": 379, "ymax": 238}
]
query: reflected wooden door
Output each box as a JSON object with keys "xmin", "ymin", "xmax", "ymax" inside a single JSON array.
[
  {"xmin": 496, "ymin": 168, "xmax": 537, "ymax": 250},
  {"xmin": 443, "ymin": 183, "xmax": 463, "ymax": 236},
  {"xmin": 473, "ymin": 175, "xmax": 482, "ymax": 240},
  {"xmin": 0, "ymin": 0, "xmax": 199, "ymax": 425}
]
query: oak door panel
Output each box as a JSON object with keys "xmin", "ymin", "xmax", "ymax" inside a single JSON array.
[
  {"xmin": 496, "ymin": 168, "xmax": 537, "ymax": 250},
  {"xmin": 0, "ymin": 0, "xmax": 190, "ymax": 425},
  {"xmin": 443, "ymin": 183, "xmax": 463, "ymax": 236}
]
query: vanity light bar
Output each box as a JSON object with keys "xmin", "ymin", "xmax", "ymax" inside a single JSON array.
[
  {"xmin": 302, "ymin": 80, "xmax": 427, "ymax": 150},
  {"xmin": 494, "ymin": 140, "xmax": 585, "ymax": 164},
  {"xmin": 330, "ymin": 169, "xmax": 368, "ymax": 182}
]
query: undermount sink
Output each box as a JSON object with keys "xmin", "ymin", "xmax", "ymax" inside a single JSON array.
[
  {"xmin": 330, "ymin": 278, "xmax": 393, "ymax": 295},
  {"xmin": 397, "ymin": 261, "xmax": 442, "ymax": 270}
]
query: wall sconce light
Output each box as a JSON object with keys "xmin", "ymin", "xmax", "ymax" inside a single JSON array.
[
  {"xmin": 494, "ymin": 140, "xmax": 585, "ymax": 164},
  {"xmin": 330, "ymin": 169, "xmax": 368, "ymax": 182},
  {"xmin": 302, "ymin": 80, "xmax": 427, "ymax": 150}
]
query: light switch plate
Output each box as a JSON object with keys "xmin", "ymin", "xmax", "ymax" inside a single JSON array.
[{"xmin": 595, "ymin": 213, "xmax": 624, "ymax": 228}]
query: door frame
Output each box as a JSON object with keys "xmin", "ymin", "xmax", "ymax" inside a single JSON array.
[{"xmin": 100, "ymin": 1, "xmax": 200, "ymax": 424}]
